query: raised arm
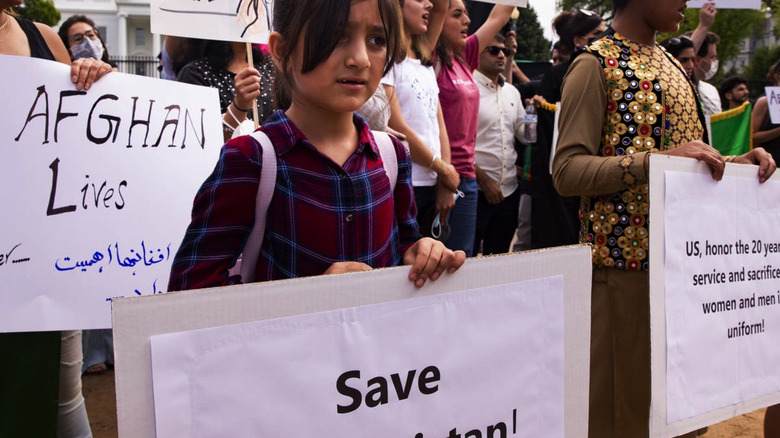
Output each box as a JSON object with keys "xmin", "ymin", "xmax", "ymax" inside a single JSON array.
[
  {"xmin": 425, "ymin": 0, "xmax": 449, "ymax": 48},
  {"xmin": 474, "ymin": 5, "xmax": 515, "ymax": 55},
  {"xmin": 690, "ymin": 1, "xmax": 716, "ymax": 55}
]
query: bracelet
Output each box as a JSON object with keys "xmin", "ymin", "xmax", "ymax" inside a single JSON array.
[
  {"xmin": 226, "ymin": 106, "xmax": 242, "ymax": 127},
  {"xmin": 429, "ymin": 154, "xmax": 440, "ymax": 169},
  {"xmin": 232, "ymin": 98, "xmax": 250, "ymax": 113}
]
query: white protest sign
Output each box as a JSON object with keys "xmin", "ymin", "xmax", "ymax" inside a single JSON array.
[
  {"xmin": 151, "ymin": 0, "xmax": 273, "ymax": 43},
  {"xmin": 687, "ymin": 0, "xmax": 761, "ymax": 8},
  {"xmin": 0, "ymin": 55, "xmax": 222, "ymax": 332},
  {"xmin": 766, "ymin": 87, "xmax": 780, "ymax": 125},
  {"xmin": 649, "ymin": 155, "xmax": 780, "ymax": 437},
  {"xmin": 152, "ymin": 277, "xmax": 563, "ymax": 438},
  {"xmin": 485, "ymin": 0, "xmax": 529, "ymax": 6},
  {"xmin": 113, "ymin": 246, "xmax": 592, "ymax": 438}
]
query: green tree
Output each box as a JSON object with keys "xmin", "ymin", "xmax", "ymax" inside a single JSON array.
[
  {"xmin": 13, "ymin": 0, "xmax": 60, "ymax": 27},
  {"xmin": 515, "ymin": 6, "xmax": 552, "ymax": 61},
  {"xmin": 743, "ymin": 45, "xmax": 780, "ymax": 97},
  {"xmin": 557, "ymin": 0, "xmax": 767, "ymax": 67}
]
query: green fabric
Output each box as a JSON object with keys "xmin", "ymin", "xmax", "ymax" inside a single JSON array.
[
  {"xmin": 0, "ymin": 331, "xmax": 61, "ymax": 438},
  {"xmin": 710, "ymin": 103, "xmax": 752, "ymax": 156}
]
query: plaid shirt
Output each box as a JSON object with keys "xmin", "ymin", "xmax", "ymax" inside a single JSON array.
[{"xmin": 168, "ymin": 110, "xmax": 420, "ymax": 291}]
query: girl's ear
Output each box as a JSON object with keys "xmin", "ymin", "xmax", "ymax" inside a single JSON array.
[{"xmin": 268, "ymin": 31, "xmax": 286, "ymax": 71}]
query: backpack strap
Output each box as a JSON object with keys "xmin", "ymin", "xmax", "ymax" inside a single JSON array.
[
  {"xmin": 372, "ymin": 130, "xmax": 397, "ymax": 190},
  {"xmin": 231, "ymin": 130, "xmax": 277, "ymax": 283}
]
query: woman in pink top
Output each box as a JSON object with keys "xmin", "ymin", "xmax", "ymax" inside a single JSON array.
[{"xmin": 434, "ymin": 1, "xmax": 514, "ymax": 256}]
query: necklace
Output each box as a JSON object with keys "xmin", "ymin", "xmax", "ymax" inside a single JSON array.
[{"xmin": 0, "ymin": 14, "xmax": 10, "ymax": 44}]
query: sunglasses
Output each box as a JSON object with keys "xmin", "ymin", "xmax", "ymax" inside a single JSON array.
[
  {"xmin": 578, "ymin": 9, "xmax": 597, "ymax": 17},
  {"xmin": 485, "ymin": 46, "xmax": 510, "ymax": 56},
  {"xmin": 69, "ymin": 29, "xmax": 99, "ymax": 45},
  {"xmin": 666, "ymin": 35, "xmax": 692, "ymax": 47}
]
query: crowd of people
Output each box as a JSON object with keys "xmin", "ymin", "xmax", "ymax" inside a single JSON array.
[{"xmin": 2, "ymin": 0, "xmax": 780, "ymax": 437}]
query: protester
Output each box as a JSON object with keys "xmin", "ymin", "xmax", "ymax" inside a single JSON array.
[
  {"xmin": 552, "ymin": 1, "xmax": 776, "ymax": 438},
  {"xmin": 551, "ymin": 41, "xmax": 569, "ymax": 66},
  {"xmin": 473, "ymin": 34, "xmax": 524, "ymax": 255},
  {"xmin": 659, "ymin": 35, "xmax": 695, "ymax": 78},
  {"xmin": 383, "ymin": 0, "xmax": 460, "ymax": 237},
  {"xmin": 177, "ymin": 39, "xmax": 275, "ymax": 141},
  {"xmin": 57, "ymin": 14, "xmax": 111, "ymax": 65},
  {"xmin": 528, "ymin": 8, "xmax": 605, "ymax": 250},
  {"xmin": 720, "ymin": 76, "xmax": 750, "ymax": 110},
  {"xmin": 0, "ymin": 3, "xmax": 111, "ymax": 437},
  {"xmin": 689, "ymin": 30, "xmax": 722, "ymax": 116},
  {"xmin": 752, "ymin": 60, "xmax": 780, "ymax": 163},
  {"xmin": 434, "ymin": 1, "xmax": 514, "ymax": 257},
  {"xmin": 168, "ymin": 0, "xmax": 465, "ymax": 292}
]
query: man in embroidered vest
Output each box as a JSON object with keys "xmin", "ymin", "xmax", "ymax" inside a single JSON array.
[{"xmin": 552, "ymin": 0, "xmax": 776, "ymax": 437}]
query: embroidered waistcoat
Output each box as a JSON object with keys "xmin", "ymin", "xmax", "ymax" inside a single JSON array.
[{"xmin": 579, "ymin": 32, "xmax": 705, "ymax": 271}]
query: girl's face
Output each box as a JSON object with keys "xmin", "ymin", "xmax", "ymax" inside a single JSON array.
[
  {"xmin": 440, "ymin": 0, "xmax": 470, "ymax": 51},
  {"xmin": 402, "ymin": 0, "xmax": 432, "ymax": 36},
  {"xmin": 641, "ymin": 0, "xmax": 689, "ymax": 34},
  {"xmin": 288, "ymin": 0, "xmax": 388, "ymax": 115}
]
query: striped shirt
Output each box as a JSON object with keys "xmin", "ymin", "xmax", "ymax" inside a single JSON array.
[{"xmin": 168, "ymin": 110, "xmax": 420, "ymax": 291}]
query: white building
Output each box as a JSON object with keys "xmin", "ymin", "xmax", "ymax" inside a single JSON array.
[{"xmin": 54, "ymin": 0, "xmax": 160, "ymax": 58}]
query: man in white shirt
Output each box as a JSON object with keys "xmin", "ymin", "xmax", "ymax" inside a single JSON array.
[{"xmin": 473, "ymin": 34, "xmax": 525, "ymax": 255}]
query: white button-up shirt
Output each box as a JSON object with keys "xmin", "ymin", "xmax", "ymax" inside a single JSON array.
[{"xmin": 474, "ymin": 70, "xmax": 525, "ymax": 198}]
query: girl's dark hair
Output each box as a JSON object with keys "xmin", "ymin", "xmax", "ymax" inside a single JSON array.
[
  {"xmin": 57, "ymin": 14, "xmax": 111, "ymax": 63},
  {"xmin": 398, "ymin": 0, "xmax": 431, "ymax": 66},
  {"xmin": 767, "ymin": 60, "xmax": 780, "ymax": 84},
  {"xmin": 552, "ymin": 9, "xmax": 604, "ymax": 56},
  {"xmin": 273, "ymin": 0, "xmax": 405, "ymax": 110}
]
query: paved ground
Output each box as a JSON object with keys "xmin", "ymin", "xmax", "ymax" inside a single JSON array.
[{"xmin": 82, "ymin": 370, "xmax": 767, "ymax": 438}]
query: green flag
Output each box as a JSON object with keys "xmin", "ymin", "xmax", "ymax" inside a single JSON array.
[{"xmin": 709, "ymin": 101, "xmax": 752, "ymax": 156}]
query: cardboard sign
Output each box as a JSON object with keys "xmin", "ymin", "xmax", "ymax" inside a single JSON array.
[
  {"xmin": 151, "ymin": 0, "xmax": 273, "ymax": 43},
  {"xmin": 688, "ymin": 0, "xmax": 761, "ymax": 8},
  {"xmin": 649, "ymin": 155, "xmax": 780, "ymax": 437},
  {"xmin": 152, "ymin": 277, "xmax": 564, "ymax": 437},
  {"xmin": 113, "ymin": 246, "xmax": 592, "ymax": 438},
  {"xmin": 766, "ymin": 87, "xmax": 780, "ymax": 125},
  {"xmin": 0, "ymin": 55, "xmax": 222, "ymax": 332}
]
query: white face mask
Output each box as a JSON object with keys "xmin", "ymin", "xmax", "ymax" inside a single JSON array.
[
  {"xmin": 704, "ymin": 59, "xmax": 719, "ymax": 81},
  {"xmin": 70, "ymin": 37, "xmax": 104, "ymax": 61}
]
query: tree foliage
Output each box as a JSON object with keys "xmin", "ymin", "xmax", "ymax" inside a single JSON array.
[
  {"xmin": 742, "ymin": 45, "xmax": 780, "ymax": 97},
  {"xmin": 13, "ymin": 0, "xmax": 61, "ymax": 27},
  {"xmin": 515, "ymin": 6, "xmax": 552, "ymax": 62},
  {"xmin": 556, "ymin": 0, "xmax": 767, "ymax": 64}
]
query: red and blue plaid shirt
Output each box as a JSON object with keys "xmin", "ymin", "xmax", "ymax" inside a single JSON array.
[{"xmin": 168, "ymin": 110, "xmax": 420, "ymax": 291}]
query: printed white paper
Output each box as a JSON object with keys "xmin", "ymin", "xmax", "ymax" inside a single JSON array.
[
  {"xmin": 766, "ymin": 87, "xmax": 780, "ymax": 125},
  {"xmin": 150, "ymin": 277, "xmax": 564, "ymax": 438},
  {"xmin": 664, "ymin": 171, "xmax": 780, "ymax": 423},
  {"xmin": 0, "ymin": 55, "xmax": 222, "ymax": 331},
  {"xmin": 151, "ymin": 0, "xmax": 273, "ymax": 43},
  {"xmin": 687, "ymin": 0, "xmax": 760, "ymax": 9}
]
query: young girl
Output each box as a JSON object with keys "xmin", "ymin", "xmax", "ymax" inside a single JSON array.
[
  {"xmin": 383, "ymin": 0, "xmax": 460, "ymax": 232},
  {"xmin": 169, "ymin": 0, "xmax": 465, "ymax": 291},
  {"xmin": 434, "ymin": 1, "xmax": 514, "ymax": 256}
]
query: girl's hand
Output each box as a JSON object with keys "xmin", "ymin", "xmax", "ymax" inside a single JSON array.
[
  {"xmin": 323, "ymin": 262, "xmax": 372, "ymax": 275},
  {"xmin": 435, "ymin": 184, "xmax": 456, "ymax": 215},
  {"xmin": 732, "ymin": 147, "xmax": 776, "ymax": 183},
  {"xmin": 71, "ymin": 58, "xmax": 112, "ymax": 90},
  {"xmin": 403, "ymin": 238, "xmax": 466, "ymax": 288},
  {"xmin": 233, "ymin": 66, "xmax": 261, "ymax": 111},
  {"xmin": 437, "ymin": 162, "xmax": 460, "ymax": 192}
]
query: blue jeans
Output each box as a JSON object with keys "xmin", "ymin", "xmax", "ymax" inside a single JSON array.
[{"xmin": 445, "ymin": 176, "xmax": 478, "ymax": 257}]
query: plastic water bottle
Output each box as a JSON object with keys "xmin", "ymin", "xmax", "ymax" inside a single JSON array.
[{"xmin": 522, "ymin": 102, "xmax": 537, "ymax": 144}]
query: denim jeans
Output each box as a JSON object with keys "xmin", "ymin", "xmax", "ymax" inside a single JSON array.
[{"xmin": 445, "ymin": 176, "xmax": 478, "ymax": 257}]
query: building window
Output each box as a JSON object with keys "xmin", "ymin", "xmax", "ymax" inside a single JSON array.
[{"xmin": 135, "ymin": 28, "xmax": 146, "ymax": 47}]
